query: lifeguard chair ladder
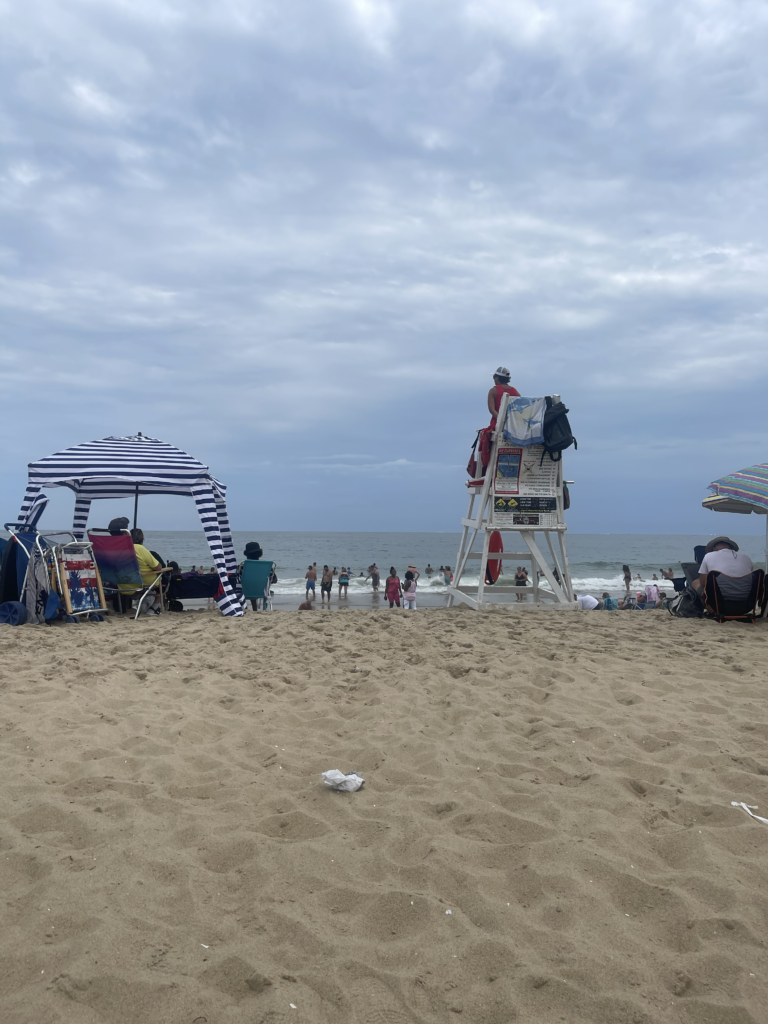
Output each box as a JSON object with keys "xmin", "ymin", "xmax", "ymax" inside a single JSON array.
[{"xmin": 447, "ymin": 393, "xmax": 575, "ymax": 610}]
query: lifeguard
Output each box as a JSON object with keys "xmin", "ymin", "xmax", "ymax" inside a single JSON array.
[{"xmin": 487, "ymin": 366, "xmax": 520, "ymax": 429}]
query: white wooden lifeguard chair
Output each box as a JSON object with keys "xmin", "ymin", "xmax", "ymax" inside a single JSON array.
[{"xmin": 447, "ymin": 393, "xmax": 575, "ymax": 610}]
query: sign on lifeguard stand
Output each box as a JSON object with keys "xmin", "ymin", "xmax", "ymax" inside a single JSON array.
[{"xmin": 447, "ymin": 393, "xmax": 575, "ymax": 610}]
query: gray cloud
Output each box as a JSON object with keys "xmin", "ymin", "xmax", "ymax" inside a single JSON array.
[{"xmin": 1, "ymin": 0, "xmax": 766, "ymax": 531}]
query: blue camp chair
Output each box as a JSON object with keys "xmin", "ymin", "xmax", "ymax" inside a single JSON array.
[{"xmin": 240, "ymin": 559, "xmax": 276, "ymax": 612}]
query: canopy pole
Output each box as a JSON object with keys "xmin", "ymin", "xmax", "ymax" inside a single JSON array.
[{"xmin": 133, "ymin": 484, "xmax": 139, "ymax": 530}]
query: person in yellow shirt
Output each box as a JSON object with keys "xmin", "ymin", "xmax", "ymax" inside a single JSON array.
[{"xmin": 129, "ymin": 528, "xmax": 172, "ymax": 612}]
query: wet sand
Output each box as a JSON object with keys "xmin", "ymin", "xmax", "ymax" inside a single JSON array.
[{"xmin": 1, "ymin": 608, "xmax": 767, "ymax": 1024}]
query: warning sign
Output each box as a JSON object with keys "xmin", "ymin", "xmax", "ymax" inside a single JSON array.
[
  {"xmin": 517, "ymin": 446, "xmax": 558, "ymax": 497},
  {"xmin": 494, "ymin": 445, "xmax": 557, "ymax": 499},
  {"xmin": 491, "ymin": 443, "xmax": 561, "ymax": 528},
  {"xmin": 492, "ymin": 508, "xmax": 558, "ymax": 529},
  {"xmin": 494, "ymin": 447, "xmax": 521, "ymax": 494},
  {"xmin": 492, "ymin": 497, "xmax": 519, "ymax": 515},
  {"xmin": 515, "ymin": 497, "xmax": 556, "ymax": 512}
]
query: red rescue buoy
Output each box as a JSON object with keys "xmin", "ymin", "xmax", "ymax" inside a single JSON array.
[{"xmin": 485, "ymin": 531, "xmax": 503, "ymax": 585}]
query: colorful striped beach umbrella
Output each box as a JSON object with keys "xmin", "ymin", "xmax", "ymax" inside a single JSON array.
[{"xmin": 702, "ymin": 463, "xmax": 768, "ymax": 574}]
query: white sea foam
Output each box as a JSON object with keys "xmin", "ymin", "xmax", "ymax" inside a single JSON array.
[{"xmin": 272, "ymin": 572, "xmax": 662, "ymax": 597}]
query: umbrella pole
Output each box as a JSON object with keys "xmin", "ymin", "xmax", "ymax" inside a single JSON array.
[{"xmin": 133, "ymin": 485, "xmax": 139, "ymax": 531}]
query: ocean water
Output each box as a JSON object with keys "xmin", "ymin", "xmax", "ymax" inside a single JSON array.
[{"xmin": 124, "ymin": 531, "xmax": 766, "ymax": 599}]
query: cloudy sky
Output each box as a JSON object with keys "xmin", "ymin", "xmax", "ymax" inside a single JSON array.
[{"xmin": 2, "ymin": 0, "xmax": 766, "ymax": 533}]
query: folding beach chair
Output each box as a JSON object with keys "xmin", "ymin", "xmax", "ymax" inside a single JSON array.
[
  {"xmin": 702, "ymin": 570, "xmax": 766, "ymax": 624},
  {"xmin": 240, "ymin": 559, "xmax": 276, "ymax": 612},
  {"xmin": 47, "ymin": 537, "xmax": 107, "ymax": 620},
  {"xmin": 88, "ymin": 529, "xmax": 166, "ymax": 619}
]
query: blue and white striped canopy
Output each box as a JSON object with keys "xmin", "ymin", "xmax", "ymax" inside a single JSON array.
[
  {"xmin": 23, "ymin": 434, "xmax": 227, "ymax": 499},
  {"xmin": 16, "ymin": 434, "xmax": 244, "ymax": 617}
]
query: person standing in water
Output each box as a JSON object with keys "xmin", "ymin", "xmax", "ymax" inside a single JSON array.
[
  {"xmin": 385, "ymin": 567, "xmax": 402, "ymax": 608},
  {"xmin": 305, "ymin": 565, "xmax": 317, "ymax": 601},
  {"xmin": 487, "ymin": 366, "xmax": 520, "ymax": 430},
  {"xmin": 338, "ymin": 567, "xmax": 350, "ymax": 598},
  {"xmin": 402, "ymin": 571, "xmax": 417, "ymax": 610},
  {"xmin": 425, "ymin": 564, "xmax": 433, "ymax": 577},
  {"xmin": 366, "ymin": 564, "xmax": 381, "ymax": 592},
  {"xmin": 320, "ymin": 565, "xmax": 333, "ymax": 605},
  {"xmin": 622, "ymin": 565, "xmax": 631, "ymax": 592}
]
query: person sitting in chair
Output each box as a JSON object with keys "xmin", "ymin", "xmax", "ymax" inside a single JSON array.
[
  {"xmin": 130, "ymin": 528, "xmax": 172, "ymax": 613},
  {"xmin": 487, "ymin": 366, "xmax": 520, "ymax": 430},
  {"xmin": 243, "ymin": 541, "xmax": 276, "ymax": 611},
  {"xmin": 693, "ymin": 537, "xmax": 754, "ymax": 601}
]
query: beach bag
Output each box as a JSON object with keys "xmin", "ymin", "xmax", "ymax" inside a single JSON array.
[
  {"xmin": 466, "ymin": 427, "xmax": 494, "ymax": 476},
  {"xmin": 541, "ymin": 397, "xmax": 577, "ymax": 463},
  {"xmin": 478, "ymin": 427, "xmax": 494, "ymax": 468},
  {"xmin": 668, "ymin": 589, "xmax": 703, "ymax": 619},
  {"xmin": 466, "ymin": 430, "xmax": 480, "ymax": 478}
]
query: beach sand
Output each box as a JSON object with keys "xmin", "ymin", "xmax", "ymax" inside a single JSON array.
[{"xmin": 1, "ymin": 608, "xmax": 766, "ymax": 1024}]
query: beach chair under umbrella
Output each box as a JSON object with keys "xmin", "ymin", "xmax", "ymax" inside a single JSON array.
[
  {"xmin": 14, "ymin": 434, "xmax": 244, "ymax": 617},
  {"xmin": 702, "ymin": 462, "xmax": 767, "ymax": 615}
]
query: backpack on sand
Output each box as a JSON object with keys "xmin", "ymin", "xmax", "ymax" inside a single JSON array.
[
  {"xmin": 668, "ymin": 589, "xmax": 703, "ymax": 619},
  {"xmin": 541, "ymin": 397, "xmax": 577, "ymax": 463}
]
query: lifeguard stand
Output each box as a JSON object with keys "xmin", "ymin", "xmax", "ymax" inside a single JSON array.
[{"xmin": 447, "ymin": 393, "xmax": 575, "ymax": 610}]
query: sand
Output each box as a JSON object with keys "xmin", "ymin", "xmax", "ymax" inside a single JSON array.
[{"xmin": 1, "ymin": 607, "xmax": 767, "ymax": 1024}]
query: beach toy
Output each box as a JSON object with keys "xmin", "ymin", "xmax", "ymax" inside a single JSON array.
[
  {"xmin": 321, "ymin": 770, "xmax": 364, "ymax": 792},
  {"xmin": 0, "ymin": 601, "xmax": 28, "ymax": 626},
  {"xmin": 485, "ymin": 530, "xmax": 503, "ymax": 585}
]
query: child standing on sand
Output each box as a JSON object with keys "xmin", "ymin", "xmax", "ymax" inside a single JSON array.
[
  {"xmin": 385, "ymin": 567, "xmax": 402, "ymax": 608},
  {"xmin": 403, "ymin": 570, "xmax": 417, "ymax": 610}
]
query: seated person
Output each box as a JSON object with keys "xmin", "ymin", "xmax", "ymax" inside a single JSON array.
[
  {"xmin": 693, "ymin": 537, "xmax": 754, "ymax": 601},
  {"xmin": 576, "ymin": 593, "xmax": 600, "ymax": 610},
  {"xmin": 601, "ymin": 592, "xmax": 619, "ymax": 610},
  {"xmin": 244, "ymin": 541, "xmax": 263, "ymax": 561},
  {"xmin": 242, "ymin": 541, "xmax": 277, "ymax": 611},
  {"xmin": 130, "ymin": 528, "xmax": 172, "ymax": 612},
  {"xmin": 487, "ymin": 366, "xmax": 520, "ymax": 430},
  {"xmin": 645, "ymin": 583, "xmax": 660, "ymax": 608}
]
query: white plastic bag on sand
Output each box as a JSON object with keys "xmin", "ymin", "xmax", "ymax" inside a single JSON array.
[
  {"xmin": 322, "ymin": 769, "xmax": 364, "ymax": 792},
  {"xmin": 731, "ymin": 801, "xmax": 768, "ymax": 825}
]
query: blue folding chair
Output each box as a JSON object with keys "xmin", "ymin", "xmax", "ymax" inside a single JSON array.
[{"xmin": 240, "ymin": 560, "xmax": 276, "ymax": 612}]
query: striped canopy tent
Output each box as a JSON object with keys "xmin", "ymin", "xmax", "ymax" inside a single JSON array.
[
  {"xmin": 702, "ymin": 462, "xmax": 768, "ymax": 571},
  {"xmin": 16, "ymin": 434, "xmax": 244, "ymax": 617}
]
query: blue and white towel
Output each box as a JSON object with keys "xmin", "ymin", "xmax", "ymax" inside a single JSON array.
[{"xmin": 502, "ymin": 396, "xmax": 547, "ymax": 446}]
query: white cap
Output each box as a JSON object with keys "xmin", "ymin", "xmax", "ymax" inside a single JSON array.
[{"xmin": 494, "ymin": 366, "xmax": 510, "ymax": 377}]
